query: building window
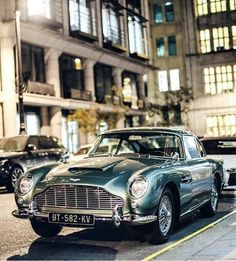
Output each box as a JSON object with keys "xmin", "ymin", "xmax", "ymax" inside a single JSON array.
[
  {"xmin": 128, "ymin": 15, "xmax": 146, "ymax": 55},
  {"xmin": 158, "ymin": 71, "xmax": 168, "ymax": 92},
  {"xmin": 170, "ymin": 69, "xmax": 180, "ymax": 91},
  {"xmin": 69, "ymin": 0, "xmax": 96, "ymax": 36},
  {"xmin": 230, "ymin": 0, "xmax": 236, "ymax": 10},
  {"xmin": 200, "ymin": 29, "xmax": 211, "ymax": 53},
  {"xmin": 232, "ymin": 26, "xmax": 236, "ymax": 49},
  {"xmin": 168, "ymin": 35, "xmax": 177, "ymax": 56},
  {"xmin": 210, "ymin": 0, "xmax": 226, "ymax": 13},
  {"xmin": 28, "ymin": 0, "xmax": 51, "ymax": 18},
  {"xmin": 153, "ymin": 4, "xmax": 163, "ymax": 23},
  {"xmin": 21, "ymin": 43, "xmax": 45, "ymax": 83},
  {"xmin": 165, "ymin": 1, "xmax": 174, "ymax": 22},
  {"xmin": 204, "ymin": 65, "xmax": 235, "ymax": 94},
  {"xmin": 213, "ymin": 26, "xmax": 229, "ymax": 51},
  {"xmin": 94, "ymin": 64, "xmax": 113, "ymax": 103},
  {"xmin": 158, "ymin": 69, "xmax": 180, "ymax": 92},
  {"xmin": 127, "ymin": 0, "xmax": 141, "ymax": 14},
  {"xmin": 59, "ymin": 54, "xmax": 84, "ymax": 99},
  {"xmin": 207, "ymin": 114, "xmax": 236, "ymax": 136},
  {"xmin": 196, "ymin": 0, "xmax": 208, "ymax": 16},
  {"xmin": 102, "ymin": 2, "xmax": 122, "ymax": 45},
  {"xmin": 156, "ymin": 37, "xmax": 165, "ymax": 57}
]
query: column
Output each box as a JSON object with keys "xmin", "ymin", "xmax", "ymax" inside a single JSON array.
[
  {"xmin": 83, "ymin": 60, "xmax": 96, "ymax": 101},
  {"xmin": 137, "ymin": 74, "xmax": 146, "ymax": 126},
  {"xmin": 1, "ymin": 38, "xmax": 17, "ymax": 137},
  {"xmin": 50, "ymin": 106, "xmax": 62, "ymax": 140},
  {"xmin": 45, "ymin": 48, "xmax": 62, "ymax": 98},
  {"xmin": 40, "ymin": 107, "xmax": 50, "ymax": 135},
  {"xmin": 138, "ymin": 74, "xmax": 145, "ymax": 100},
  {"xmin": 113, "ymin": 68, "xmax": 123, "ymax": 104}
]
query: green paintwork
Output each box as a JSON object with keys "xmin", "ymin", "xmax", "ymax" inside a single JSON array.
[{"xmin": 14, "ymin": 127, "xmax": 224, "ymax": 225}]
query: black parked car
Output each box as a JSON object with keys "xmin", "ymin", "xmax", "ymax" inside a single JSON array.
[{"xmin": 0, "ymin": 135, "xmax": 66, "ymax": 192}]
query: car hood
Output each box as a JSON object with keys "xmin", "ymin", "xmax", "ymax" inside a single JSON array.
[
  {"xmin": 0, "ymin": 151, "xmax": 25, "ymax": 159},
  {"xmin": 40, "ymin": 156, "xmax": 164, "ymax": 188}
]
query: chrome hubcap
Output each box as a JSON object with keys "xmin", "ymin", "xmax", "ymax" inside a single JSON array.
[
  {"xmin": 159, "ymin": 195, "xmax": 172, "ymax": 236},
  {"xmin": 11, "ymin": 168, "xmax": 23, "ymax": 187},
  {"xmin": 211, "ymin": 180, "xmax": 218, "ymax": 211}
]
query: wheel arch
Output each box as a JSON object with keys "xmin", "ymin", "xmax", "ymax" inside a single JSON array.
[
  {"xmin": 163, "ymin": 181, "xmax": 181, "ymax": 224},
  {"xmin": 213, "ymin": 172, "xmax": 222, "ymax": 194}
]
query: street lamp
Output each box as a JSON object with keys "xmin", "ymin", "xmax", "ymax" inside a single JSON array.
[{"xmin": 15, "ymin": 8, "xmax": 26, "ymax": 134}]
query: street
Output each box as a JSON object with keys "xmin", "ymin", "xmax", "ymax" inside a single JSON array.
[{"xmin": 0, "ymin": 187, "xmax": 236, "ymax": 260}]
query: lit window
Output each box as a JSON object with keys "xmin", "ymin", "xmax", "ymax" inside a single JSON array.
[
  {"xmin": 230, "ymin": 0, "xmax": 236, "ymax": 10},
  {"xmin": 74, "ymin": 58, "xmax": 82, "ymax": 70},
  {"xmin": 197, "ymin": 0, "xmax": 208, "ymax": 16},
  {"xmin": 168, "ymin": 35, "xmax": 177, "ymax": 56},
  {"xmin": 128, "ymin": 15, "xmax": 146, "ymax": 55},
  {"xmin": 28, "ymin": 0, "xmax": 51, "ymax": 19},
  {"xmin": 232, "ymin": 26, "xmax": 236, "ymax": 49},
  {"xmin": 165, "ymin": 1, "xmax": 174, "ymax": 22},
  {"xmin": 69, "ymin": 0, "xmax": 96, "ymax": 35},
  {"xmin": 210, "ymin": 0, "xmax": 226, "ymax": 13},
  {"xmin": 207, "ymin": 114, "xmax": 236, "ymax": 136},
  {"xmin": 158, "ymin": 71, "xmax": 168, "ymax": 92},
  {"xmin": 204, "ymin": 67, "xmax": 216, "ymax": 94},
  {"xmin": 156, "ymin": 37, "xmax": 165, "ymax": 57},
  {"xmin": 200, "ymin": 29, "xmax": 211, "ymax": 53},
  {"xmin": 170, "ymin": 69, "xmax": 180, "ymax": 91},
  {"xmin": 212, "ymin": 27, "xmax": 229, "ymax": 51},
  {"xmin": 102, "ymin": 3, "xmax": 121, "ymax": 45},
  {"xmin": 154, "ymin": 4, "xmax": 163, "ymax": 23},
  {"xmin": 204, "ymin": 65, "xmax": 235, "ymax": 95}
]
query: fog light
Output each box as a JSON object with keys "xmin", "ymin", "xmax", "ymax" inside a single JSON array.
[
  {"xmin": 131, "ymin": 201, "xmax": 138, "ymax": 208},
  {"xmin": 17, "ymin": 197, "xmax": 24, "ymax": 205}
]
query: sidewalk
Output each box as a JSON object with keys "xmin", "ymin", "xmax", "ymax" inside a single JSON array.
[{"xmin": 154, "ymin": 211, "xmax": 236, "ymax": 260}]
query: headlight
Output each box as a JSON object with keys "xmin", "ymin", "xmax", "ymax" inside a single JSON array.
[
  {"xmin": 19, "ymin": 177, "xmax": 34, "ymax": 195},
  {"xmin": 128, "ymin": 176, "xmax": 148, "ymax": 199}
]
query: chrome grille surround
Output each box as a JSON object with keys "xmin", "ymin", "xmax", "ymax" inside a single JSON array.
[{"xmin": 35, "ymin": 185, "xmax": 124, "ymax": 210}]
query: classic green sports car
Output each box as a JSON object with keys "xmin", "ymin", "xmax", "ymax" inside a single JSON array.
[{"xmin": 13, "ymin": 128, "xmax": 224, "ymax": 244}]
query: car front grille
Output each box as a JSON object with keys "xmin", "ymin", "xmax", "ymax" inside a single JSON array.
[{"xmin": 35, "ymin": 185, "xmax": 124, "ymax": 210}]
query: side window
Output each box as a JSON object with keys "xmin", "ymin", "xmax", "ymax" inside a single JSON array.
[
  {"xmin": 39, "ymin": 136, "xmax": 60, "ymax": 149},
  {"xmin": 28, "ymin": 137, "xmax": 39, "ymax": 149},
  {"xmin": 196, "ymin": 141, "xmax": 206, "ymax": 157},
  {"xmin": 184, "ymin": 136, "xmax": 200, "ymax": 159}
]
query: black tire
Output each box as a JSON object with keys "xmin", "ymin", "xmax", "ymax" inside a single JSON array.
[
  {"xmin": 145, "ymin": 187, "xmax": 175, "ymax": 244},
  {"xmin": 31, "ymin": 219, "xmax": 62, "ymax": 237},
  {"xmin": 200, "ymin": 176, "xmax": 219, "ymax": 217},
  {"xmin": 6, "ymin": 166, "xmax": 24, "ymax": 192}
]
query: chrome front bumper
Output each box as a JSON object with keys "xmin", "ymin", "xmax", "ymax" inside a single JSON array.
[{"xmin": 13, "ymin": 201, "xmax": 157, "ymax": 227}]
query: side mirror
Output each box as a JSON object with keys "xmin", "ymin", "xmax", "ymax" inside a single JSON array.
[
  {"xmin": 171, "ymin": 152, "xmax": 179, "ymax": 161},
  {"xmin": 26, "ymin": 144, "xmax": 37, "ymax": 152}
]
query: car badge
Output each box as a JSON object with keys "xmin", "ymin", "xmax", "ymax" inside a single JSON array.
[{"xmin": 70, "ymin": 178, "xmax": 81, "ymax": 182}]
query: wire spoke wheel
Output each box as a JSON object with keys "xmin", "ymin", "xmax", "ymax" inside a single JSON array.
[
  {"xmin": 158, "ymin": 194, "xmax": 173, "ymax": 236},
  {"xmin": 211, "ymin": 179, "xmax": 218, "ymax": 212},
  {"xmin": 11, "ymin": 167, "xmax": 24, "ymax": 188}
]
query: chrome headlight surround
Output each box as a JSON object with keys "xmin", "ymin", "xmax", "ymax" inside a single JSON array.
[
  {"xmin": 0, "ymin": 159, "xmax": 8, "ymax": 167},
  {"xmin": 128, "ymin": 176, "xmax": 148, "ymax": 199},
  {"xmin": 18, "ymin": 177, "xmax": 34, "ymax": 195}
]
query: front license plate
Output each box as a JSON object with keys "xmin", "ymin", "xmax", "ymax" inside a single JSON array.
[{"xmin": 48, "ymin": 213, "xmax": 95, "ymax": 226}]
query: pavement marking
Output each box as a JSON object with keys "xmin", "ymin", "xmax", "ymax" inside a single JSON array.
[{"xmin": 142, "ymin": 210, "xmax": 236, "ymax": 261}]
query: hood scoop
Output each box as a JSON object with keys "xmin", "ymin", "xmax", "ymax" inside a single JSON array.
[
  {"xmin": 68, "ymin": 167, "xmax": 104, "ymax": 174},
  {"xmin": 67, "ymin": 158, "xmax": 124, "ymax": 175}
]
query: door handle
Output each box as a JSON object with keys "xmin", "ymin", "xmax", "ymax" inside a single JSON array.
[{"xmin": 181, "ymin": 175, "xmax": 192, "ymax": 183}]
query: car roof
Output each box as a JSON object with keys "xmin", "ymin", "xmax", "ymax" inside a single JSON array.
[
  {"xmin": 201, "ymin": 136, "xmax": 236, "ymax": 141},
  {"xmin": 101, "ymin": 127, "xmax": 191, "ymax": 135}
]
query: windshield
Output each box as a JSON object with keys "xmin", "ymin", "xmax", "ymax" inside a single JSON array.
[
  {"xmin": 88, "ymin": 132, "xmax": 183, "ymax": 158},
  {"xmin": 0, "ymin": 136, "xmax": 28, "ymax": 152},
  {"xmin": 202, "ymin": 139, "xmax": 236, "ymax": 155}
]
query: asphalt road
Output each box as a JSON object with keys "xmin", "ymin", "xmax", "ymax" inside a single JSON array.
[{"xmin": 0, "ymin": 187, "xmax": 235, "ymax": 260}]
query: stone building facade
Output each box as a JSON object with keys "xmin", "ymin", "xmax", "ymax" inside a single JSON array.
[{"xmin": 0, "ymin": 0, "xmax": 152, "ymax": 151}]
